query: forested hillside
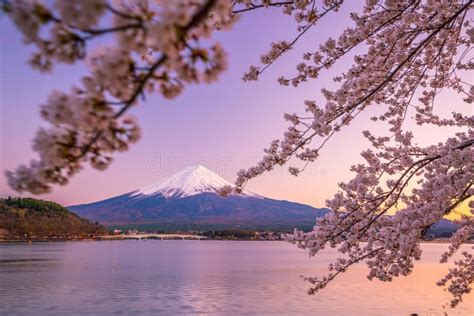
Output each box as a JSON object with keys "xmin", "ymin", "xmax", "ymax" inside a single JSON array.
[{"xmin": 0, "ymin": 197, "xmax": 108, "ymax": 240}]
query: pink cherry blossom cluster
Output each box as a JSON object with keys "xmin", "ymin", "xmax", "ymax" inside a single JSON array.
[
  {"xmin": 236, "ymin": 0, "xmax": 473, "ymax": 188},
  {"xmin": 286, "ymin": 131, "xmax": 473, "ymax": 307},
  {"xmin": 436, "ymin": 213, "xmax": 474, "ymax": 307},
  {"xmin": 437, "ymin": 251, "xmax": 473, "ymax": 308},
  {"xmin": 5, "ymin": 0, "xmax": 237, "ymax": 194},
  {"xmin": 440, "ymin": 214, "xmax": 474, "ymax": 264},
  {"xmin": 5, "ymin": 0, "xmax": 309, "ymax": 194},
  {"xmin": 231, "ymin": 0, "xmax": 473, "ymax": 307}
]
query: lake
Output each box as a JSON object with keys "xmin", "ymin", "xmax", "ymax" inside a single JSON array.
[{"xmin": 0, "ymin": 241, "xmax": 472, "ymax": 315}]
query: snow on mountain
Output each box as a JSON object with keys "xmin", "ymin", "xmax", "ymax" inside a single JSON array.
[
  {"xmin": 131, "ymin": 165, "xmax": 257, "ymax": 198},
  {"xmin": 68, "ymin": 165, "xmax": 329, "ymax": 230}
]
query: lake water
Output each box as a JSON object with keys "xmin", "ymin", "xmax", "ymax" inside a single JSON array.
[{"xmin": 0, "ymin": 241, "xmax": 472, "ymax": 315}]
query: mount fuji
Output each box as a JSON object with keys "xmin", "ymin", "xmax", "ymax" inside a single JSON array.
[{"xmin": 68, "ymin": 165, "xmax": 329, "ymax": 230}]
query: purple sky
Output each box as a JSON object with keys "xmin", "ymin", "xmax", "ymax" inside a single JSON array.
[{"xmin": 0, "ymin": 4, "xmax": 470, "ymax": 211}]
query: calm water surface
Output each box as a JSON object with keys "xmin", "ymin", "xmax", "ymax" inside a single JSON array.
[{"xmin": 0, "ymin": 241, "xmax": 472, "ymax": 315}]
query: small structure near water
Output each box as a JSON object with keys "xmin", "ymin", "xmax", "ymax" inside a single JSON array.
[{"xmin": 99, "ymin": 233, "xmax": 208, "ymax": 241}]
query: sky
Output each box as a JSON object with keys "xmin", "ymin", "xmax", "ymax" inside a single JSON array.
[{"xmin": 0, "ymin": 4, "xmax": 471, "ymax": 211}]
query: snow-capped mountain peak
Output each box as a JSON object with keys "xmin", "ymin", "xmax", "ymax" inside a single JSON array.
[
  {"xmin": 69, "ymin": 165, "xmax": 329, "ymax": 229},
  {"xmin": 131, "ymin": 165, "xmax": 255, "ymax": 198}
]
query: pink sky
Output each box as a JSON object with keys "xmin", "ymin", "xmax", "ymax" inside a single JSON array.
[{"xmin": 0, "ymin": 4, "xmax": 470, "ymax": 210}]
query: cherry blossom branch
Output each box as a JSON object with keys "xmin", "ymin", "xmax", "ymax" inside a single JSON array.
[
  {"xmin": 288, "ymin": 130, "xmax": 473, "ymax": 306},
  {"xmin": 243, "ymin": 0, "xmax": 344, "ymax": 81},
  {"xmin": 234, "ymin": 0, "xmax": 472, "ymax": 190},
  {"xmin": 327, "ymin": 139, "xmax": 473, "ymax": 241},
  {"xmin": 4, "ymin": 1, "xmax": 473, "ymax": 307},
  {"xmin": 56, "ymin": 0, "xmax": 220, "ymax": 162},
  {"xmin": 232, "ymin": 1, "xmax": 295, "ymax": 14},
  {"xmin": 4, "ymin": 0, "xmax": 234, "ymax": 194},
  {"xmin": 304, "ymin": 247, "xmax": 383, "ymax": 293}
]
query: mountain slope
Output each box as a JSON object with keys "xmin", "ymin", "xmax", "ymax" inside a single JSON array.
[
  {"xmin": 426, "ymin": 219, "xmax": 459, "ymax": 238},
  {"xmin": 69, "ymin": 166, "xmax": 329, "ymax": 230}
]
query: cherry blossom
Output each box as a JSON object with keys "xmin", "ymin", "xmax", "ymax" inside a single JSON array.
[
  {"xmin": 4, "ymin": 0, "xmax": 236, "ymax": 193},
  {"xmin": 233, "ymin": 0, "xmax": 474, "ymax": 308},
  {"xmin": 3, "ymin": 0, "xmax": 473, "ymax": 308}
]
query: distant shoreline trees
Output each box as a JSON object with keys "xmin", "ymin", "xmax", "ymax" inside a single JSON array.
[
  {"xmin": 0, "ymin": 197, "xmax": 107, "ymax": 239},
  {"xmin": 3, "ymin": 0, "xmax": 472, "ymax": 308}
]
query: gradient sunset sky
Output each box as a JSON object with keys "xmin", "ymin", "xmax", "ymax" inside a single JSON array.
[{"xmin": 0, "ymin": 3, "xmax": 470, "ymax": 210}]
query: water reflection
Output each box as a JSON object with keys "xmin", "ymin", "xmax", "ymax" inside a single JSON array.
[
  {"xmin": 0, "ymin": 258, "xmax": 56, "ymax": 263},
  {"xmin": 0, "ymin": 241, "xmax": 472, "ymax": 315}
]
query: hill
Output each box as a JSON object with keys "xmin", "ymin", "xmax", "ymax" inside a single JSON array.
[
  {"xmin": 426, "ymin": 218, "xmax": 459, "ymax": 239},
  {"xmin": 0, "ymin": 197, "xmax": 108, "ymax": 240}
]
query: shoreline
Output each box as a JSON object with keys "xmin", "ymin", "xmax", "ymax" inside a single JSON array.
[{"xmin": 1, "ymin": 238, "xmax": 471, "ymax": 244}]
